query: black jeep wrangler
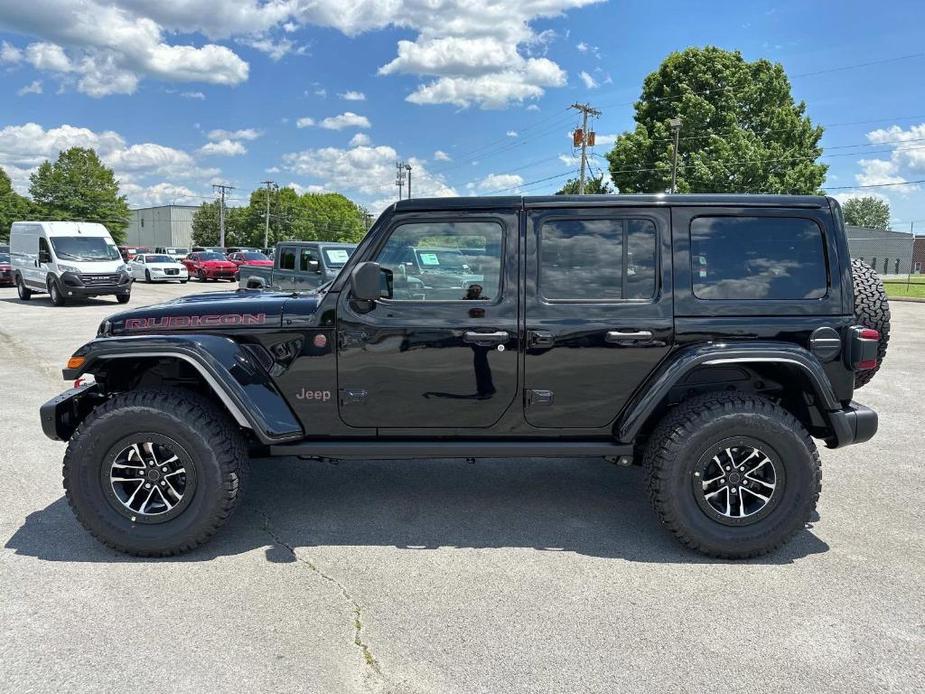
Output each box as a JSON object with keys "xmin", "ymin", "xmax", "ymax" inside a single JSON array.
[{"xmin": 42, "ymin": 195, "xmax": 890, "ymax": 559}]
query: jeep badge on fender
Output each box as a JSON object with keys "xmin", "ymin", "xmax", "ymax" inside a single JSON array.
[{"xmin": 41, "ymin": 194, "xmax": 885, "ymax": 559}]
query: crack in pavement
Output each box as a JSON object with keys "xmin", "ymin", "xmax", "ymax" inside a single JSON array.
[{"xmin": 257, "ymin": 509, "xmax": 386, "ymax": 690}]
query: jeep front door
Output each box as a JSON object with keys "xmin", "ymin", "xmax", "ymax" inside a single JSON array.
[
  {"xmin": 336, "ymin": 211, "xmax": 519, "ymax": 429},
  {"xmin": 523, "ymin": 206, "xmax": 673, "ymax": 428}
]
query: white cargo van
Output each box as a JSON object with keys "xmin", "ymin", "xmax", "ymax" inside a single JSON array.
[{"xmin": 11, "ymin": 221, "xmax": 132, "ymax": 305}]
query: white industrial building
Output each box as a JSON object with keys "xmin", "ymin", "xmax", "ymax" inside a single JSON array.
[{"xmin": 125, "ymin": 205, "xmax": 198, "ymax": 249}]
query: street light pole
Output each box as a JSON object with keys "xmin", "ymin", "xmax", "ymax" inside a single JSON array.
[{"xmin": 668, "ymin": 117, "xmax": 682, "ymax": 194}]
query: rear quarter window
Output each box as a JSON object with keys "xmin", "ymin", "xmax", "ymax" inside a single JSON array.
[{"xmin": 690, "ymin": 216, "xmax": 827, "ymax": 300}]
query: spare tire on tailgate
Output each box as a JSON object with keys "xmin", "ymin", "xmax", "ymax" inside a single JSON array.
[{"xmin": 851, "ymin": 257, "xmax": 890, "ymax": 389}]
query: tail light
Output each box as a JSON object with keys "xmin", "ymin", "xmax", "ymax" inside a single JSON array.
[{"xmin": 849, "ymin": 326, "xmax": 880, "ymax": 370}]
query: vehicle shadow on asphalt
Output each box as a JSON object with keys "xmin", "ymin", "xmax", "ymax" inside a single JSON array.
[{"xmin": 5, "ymin": 456, "xmax": 828, "ymax": 565}]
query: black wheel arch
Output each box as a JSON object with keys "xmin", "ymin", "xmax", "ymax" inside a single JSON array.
[
  {"xmin": 57, "ymin": 335, "xmax": 303, "ymax": 444},
  {"xmin": 618, "ymin": 342, "xmax": 844, "ymax": 448}
]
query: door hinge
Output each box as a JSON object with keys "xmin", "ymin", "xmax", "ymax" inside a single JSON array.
[{"xmin": 525, "ymin": 389, "xmax": 554, "ymax": 407}]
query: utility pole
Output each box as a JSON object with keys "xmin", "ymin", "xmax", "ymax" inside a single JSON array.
[
  {"xmin": 570, "ymin": 102, "xmax": 601, "ymax": 194},
  {"xmin": 405, "ymin": 163, "xmax": 412, "ymax": 199},
  {"xmin": 668, "ymin": 117, "xmax": 682, "ymax": 194},
  {"xmin": 212, "ymin": 184, "xmax": 235, "ymax": 247},
  {"xmin": 395, "ymin": 161, "xmax": 405, "ymax": 200},
  {"xmin": 908, "ymin": 221, "xmax": 915, "ymax": 291},
  {"xmin": 260, "ymin": 180, "xmax": 275, "ymax": 249}
]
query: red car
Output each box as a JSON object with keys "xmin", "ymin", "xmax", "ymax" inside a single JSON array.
[
  {"xmin": 0, "ymin": 252, "xmax": 13, "ymax": 286},
  {"xmin": 182, "ymin": 251, "xmax": 238, "ymax": 282},
  {"xmin": 227, "ymin": 251, "xmax": 273, "ymax": 269}
]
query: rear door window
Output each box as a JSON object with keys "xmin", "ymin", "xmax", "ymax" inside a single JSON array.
[
  {"xmin": 278, "ymin": 247, "xmax": 296, "ymax": 271},
  {"xmin": 690, "ymin": 216, "xmax": 827, "ymax": 300},
  {"xmin": 539, "ymin": 218, "xmax": 657, "ymax": 301}
]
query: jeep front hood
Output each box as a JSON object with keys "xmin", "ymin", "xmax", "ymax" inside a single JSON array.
[{"xmin": 103, "ymin": 290, "xmax": 321, "ymax": 335}]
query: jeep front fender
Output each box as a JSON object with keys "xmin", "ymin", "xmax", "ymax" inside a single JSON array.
[{"xmin": 62, "ymin": 334, "xmax": 303, "ymax": 444}]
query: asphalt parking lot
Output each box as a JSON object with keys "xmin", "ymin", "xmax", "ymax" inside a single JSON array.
[{"xmin": 0, "ymin": 280, "xmax": 922, "ymax": 693}]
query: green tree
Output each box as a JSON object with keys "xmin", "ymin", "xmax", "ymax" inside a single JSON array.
[
  {"xmin": 0, "ymin": 167, "xmax": 32, "ymax": 241},
  {"xmin": 298, "ymin": 192, "xmax": 366, "ymax": 242},
  {"xmin": 191, "ymin": 200, "xmax": 249, "ymax": 247},
  {"xmin": 606, "ymin": 47, "xmax": 827, "ymax": 195},
  {"xmin": 28, "ymin": 147, "xmax": 131, "ymax": 243},
  {"xmin": 556, "ymin": 174, "xmax": 613, "ymax": 195},
  {"xmin": 842, "ymin": 196, "xmax": 891, "ymax": 229}
]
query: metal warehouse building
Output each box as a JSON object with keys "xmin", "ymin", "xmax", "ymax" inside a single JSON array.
[
  {"xmin": 846, "ymin": 225, "xmax": 916, "ymax": 276},
  {"xmin": 125, "ymin": 205, "xmax": 198, "ymax": 249}
]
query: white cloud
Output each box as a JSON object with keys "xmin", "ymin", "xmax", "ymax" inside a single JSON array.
[
  {"xmin": 434, "ymin": 150, "xmax": 451, "ymax": 161},
  {"xmin": 296, "ymin": 117, "xmax": 315, "ymax": 128},
  {"xmin": 314, "ymin": 87, "xmax": 327, "ymax": 98},
  {"xmin": 121, "ymin": 181, "xmax": 200, "ymax": 207},
  {"xmin": 0, "ymin": 1, "xmax": 249, "ymax": 96},
  {"xmin": 1, "ymin": 41, "xmax": 22, "ymax": 64},
  {"xmin": 526, "ymin": 104, "xmax": 540, "ymax": 111},
  {"xmin": 559, "ymin": 153, "xmax": 580, "ymax": 166},
  {"xmin": 287, "ymin": 182, "xmax": 328, "ymax": 195},
  {"xmin": 339, "ymin": 90, "xmax": 366, "ymax": 101},
  {"xmin": 579, "ymin": 70, "xmax": 598, "ymax": 89},
  {"xmin": 207, "ymin": 128, "xmax": 261, "ymax": 141},
  {"xmin": 472, "ymin": 173, "xmax": 524, "ymax": 193},
  {"xmin": 506, "ymin": 130, "xmax": 518, "ymax": 138},
  {"xmin": 0, "ymin": 122, "xmax": 220, "ymax": 198},
  {"xmin": 198, "ymin": 139, "xmax": 247, "ymax": 157},
  {"xmin": 25, "ymin": 42, "xmax": 72, "ymax": 72},
  {"xmin": 17, "ymin": 80, "xmax": 43, "ymax": 96},
  {"xmin": 319, "ymin": 112, "xmax": 371, "ymax": 130},
  {"xmin": 181, "ymin": 91, "xmax": 205, "ymax": 99},
  {"xmin": 594, "ymin": 133, "xmax": 618, "ymax": 146},
  {"xmin": 1, "ymin": 1, "xmax": 602, "ymax": 104},
  {"xmin": 283, "ymin": 144, "xmax": 456, "ymax": 211},
  {"xmin": 576, "ymin": 41, "xmax": 590, "ymax": 53},
  {"xmin": 349, "ymin": 132, "xmax": 371, "ymax": 147},
  {"xmin": 866, "ymin": 122, "xmax": 925, "ymax": 171},
  {"xmin": 856, "ymin": 159, "xmax": 907, "ymax": 187}
]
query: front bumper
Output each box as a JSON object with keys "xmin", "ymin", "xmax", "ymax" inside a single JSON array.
[
  {"xmin": 147, "ymin": 269, "xmax": 188, "ymax": 281},
  {"xmin": 40, "ymin": 383, "xmax": 104, "ymax": 441},
  {"xmin": 199, "ymin": 268, "xmax": 237, "ymax": 279},
  {"xmin": 60, "ymin": 271, "xmax": 132, "ymax": 297},
  {"xmin": 826, "ymin": 401, "xmax": 878, "ymax": 448},
  {"xmin": 0, "ymin": 269, "xmax": 13, "ymax": 285}
]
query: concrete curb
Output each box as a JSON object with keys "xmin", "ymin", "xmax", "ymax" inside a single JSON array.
[{"xmin": 887, "ymin": 296, "xmax": 925, "ymax": 303}]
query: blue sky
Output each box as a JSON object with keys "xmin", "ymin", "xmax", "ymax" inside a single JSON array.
[{"xmin": 1, "ymin": 0, "xmax": 924, "ymax": 226}]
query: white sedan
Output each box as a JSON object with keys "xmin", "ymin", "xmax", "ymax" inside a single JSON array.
[{"xmin": 129, "ymin": 254, "xmax": 189, "ymax": 283}]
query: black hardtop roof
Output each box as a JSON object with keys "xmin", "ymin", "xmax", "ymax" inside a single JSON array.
[{"xmin": 391, "ymin": 194, "xmax": 831, "ymax": 212}]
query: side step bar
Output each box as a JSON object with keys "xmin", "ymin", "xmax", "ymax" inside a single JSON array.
[{"xmin": 268, "ymin": 440, "xmax": 633, "ymax": 460}]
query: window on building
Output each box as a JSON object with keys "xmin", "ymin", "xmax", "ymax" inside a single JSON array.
[
  {"xmin": 690, "ymin": 216, "xmax": 827, "ymax": 300},
  {"xmin": 539, "ymin": 218, "xmax": 657, "ymax": 301}
]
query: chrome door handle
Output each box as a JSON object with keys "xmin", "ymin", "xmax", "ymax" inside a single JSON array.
[
  {"xmin": 606, "ymin": 330, "xmax": 653, "ymax": 343},
  {"xmin": 463, "ymin": 330, "xmax": 509, "ymax": 345}
]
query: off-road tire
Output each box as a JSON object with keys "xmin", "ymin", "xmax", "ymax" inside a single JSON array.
[
  {"xmin": 16, "ymin": 274, "xmax": 32, "ymax": 300},
  {"xmin": 851, "ymin": 258, "xmax": 890, "ymax": 388},
  {"xmin": 47, "ymin": 277, "xmax": 66, "ymax": 306},
  {"xmin": 643, "ymin": 392, "xmax": 821, "ymax": 559},
  {"xmin": 63, "ymin": 387, "xmax": 248, "ymax": 556}
]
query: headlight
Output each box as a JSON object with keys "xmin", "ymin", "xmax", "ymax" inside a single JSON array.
[{"xmin": 58, "ymin": 263, "xmax": 80, "ymax": 274}]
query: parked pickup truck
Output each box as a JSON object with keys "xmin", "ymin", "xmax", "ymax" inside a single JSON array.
[
  {"xmin": 42, "ymin": 195, "xmax": 889, "ymax": 559},
  {"xmin": 237, "ymin": 241, "xmax": 357, "ymax": 291}
]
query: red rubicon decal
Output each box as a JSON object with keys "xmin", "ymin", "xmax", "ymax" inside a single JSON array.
[{"xmin": 124, "ymin": 313, "xmax": 267, "ymax": 330}]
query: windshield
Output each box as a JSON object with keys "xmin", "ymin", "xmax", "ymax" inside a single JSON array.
[
  {"xmin": 199, "ymin": 252, "xmax": 226, "ymax": 261},
  {"xmin": 0, "ymin": 253, "xmax": 10, "ymax": 263},
  {"xmin": 51, "ymin": 236, "xmax": 121, "ymax": 262},
  {"xmin": 144, "ymin": 255, "xmax": 173, "ymax": 263},
  {"xmin": 322, "ymin": 246, "xmax": 354, "ymax": 267},
  {"xmin": 414, "ymin": 249, "xmax": 468, "ymax": 271},
  {"xmin": 241, "ymin": 252, "xmax": 269, "ymax": 261}
]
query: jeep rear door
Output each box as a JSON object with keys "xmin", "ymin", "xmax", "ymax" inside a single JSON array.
[
  {"xmin": 336, "ymin": 207, "xmax": 519, "ymax": 429},
  {"xmin": 523, "ymin": 204, "xmax": 673, "ymax": 428}
]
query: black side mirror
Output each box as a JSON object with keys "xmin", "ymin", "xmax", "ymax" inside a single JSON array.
[{"xmin": 350, "ymin": 261, "xmax": 383, "ymax": 301}]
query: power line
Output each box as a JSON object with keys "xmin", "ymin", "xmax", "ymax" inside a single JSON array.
[{"xmin": 570, "ymin": 102, "xmax": 602, "ymax": 194}]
